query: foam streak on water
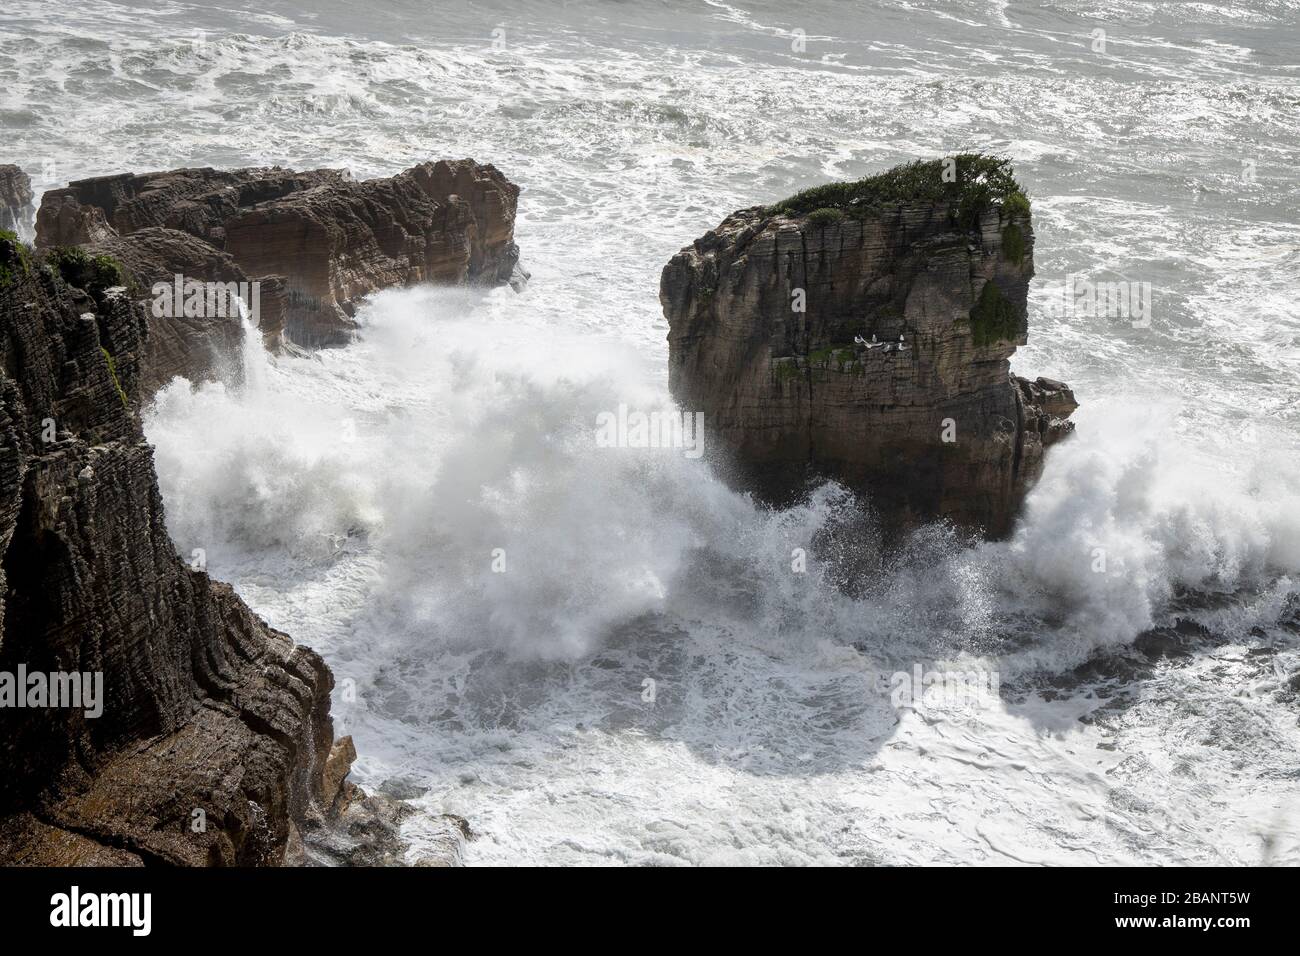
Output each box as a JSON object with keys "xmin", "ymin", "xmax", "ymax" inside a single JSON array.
[{"xmin": 6, "ymin": 0, "xmax": 1298, "ymax": 865}]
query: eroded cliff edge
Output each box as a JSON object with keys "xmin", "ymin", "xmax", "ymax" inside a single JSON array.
[
  {"xmin": 0, "ymin": 233, "xmax": 347, "ymax": 864},
  {"xmin": 660, "ymin": 156, "xmax": 1077, "ymax": 538},
  {"xmin": 36, "ymin": 159, "xmax": 525, "ymax": 392},
  {"xmin": 0, "ymin": 156, "xmax": 523, "ymax": 865}
]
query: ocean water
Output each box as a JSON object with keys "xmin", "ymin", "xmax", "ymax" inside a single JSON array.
[{"xmin": 4, "ymin": 0, "xmax": 1299, "ymax": 865}]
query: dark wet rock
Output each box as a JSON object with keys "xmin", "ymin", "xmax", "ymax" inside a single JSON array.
[
  {"xmin": 307, "ymin": 788, "xmax": 415, "ymax": 867},
  {"xmin": 1134, "ymin": 629, "xmax": 1195, "ymax": 660},
  {"xmin": 0, "ymin": 234, "xmax": 339, "ymax": 866},
  {"xmin": 298, "ymin": 785, "xmax": 470, "ymax": 867},
  {"xmin": 293, "ymin": 739, "xmax": 464, "ymax": 867}
]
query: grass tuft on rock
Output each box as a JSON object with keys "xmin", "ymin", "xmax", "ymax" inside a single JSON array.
[
  {"xmin": 100, "ymin": 346, "xmax": 129, "ymax": 408},
  {"xmin": 45, "ymin": 246, "xmax": 130, "ymax": 300},
  {"xmin": 805, "ymin": 207, "xmax": 846, "ymax": 227},
  {"xmin": 767, "ymin": 154, "xmax": 1030, "ymax": 231}
]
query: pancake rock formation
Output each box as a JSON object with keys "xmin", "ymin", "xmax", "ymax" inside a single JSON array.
[
  {"xmin": 0, "ymin": 234, "xmax": 352, "ymax": 865},
  {"xmin": 660, "ymin": 156, "xmax": 1077, "ymax": 537},
  {"xmin": 35, "ymin": 159, "xmax": 525, "ymax": 386}
]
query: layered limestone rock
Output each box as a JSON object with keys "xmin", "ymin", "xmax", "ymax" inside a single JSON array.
[
  {"xmin": 0, "ymin": 158, "xmax": 520, "ymax": 864},
  {"xmin": 35, "ymin": 166, "xmax": 347, "ymax": 249},
  {"xmin": 83, "ymin": 227, "xmax": 261, "ymax": 395},
  {"xmin": 221, "ymin": 160, "xmax": 525, "ymax": 346},
  {"xmin": 0, "ymin": 233, "xmax": 342, "ymax": 865},
  {"xmin": 0, "ymin": 166, "xmax": 35, "ymax": 242},
  {"xmin": 36, "ymin": 159, "xmax": 525, "ymax": 374},
  {"xmin": 660, "ymin": 157, "xmax": 1077, "ymax": 538}
]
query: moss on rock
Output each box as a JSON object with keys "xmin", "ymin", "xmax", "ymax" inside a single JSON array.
[
  {"xmin": 968, "ymin": 280, "xmax": 1022, "ymax": 347},
  {"xmin": 1001, "ymin": 222, "xmax": 1026, "ymax": 264},
  {"xmin": 44, "ymin": 246, "xmax": 131, "ymax": 300}
]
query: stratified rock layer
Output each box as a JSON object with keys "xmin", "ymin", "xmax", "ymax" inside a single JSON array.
[
  {"xmin": 84, "ymin": 227, "xmax": 257, "ymax": 395},
  {"xmin": 0, "ymin": 233, "xmax": 338, "ymax": 865},
  {"xmin": 660, "ymin": 185, "xmax": 1076, "ymax": 537},
  {"xmin": 222, "ymin": 160, "xmax": 524, "ymax": 346},
  {"xmin": 36, "ymin": 160, "xmax": 524, "ymax": 375}
]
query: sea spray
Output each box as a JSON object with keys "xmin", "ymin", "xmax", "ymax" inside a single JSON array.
[{"xmin": 145, "ymin": 286, "xmax": 1300, "ymax": 672}]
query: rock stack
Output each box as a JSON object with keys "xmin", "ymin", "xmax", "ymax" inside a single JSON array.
[{"xmin": 660, "ymin": 156, "xmax": 1076, "ymax": 538}]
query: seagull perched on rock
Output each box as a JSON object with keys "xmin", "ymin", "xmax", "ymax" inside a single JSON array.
[{"xmin": 854, "ymin": 334, "xmax": 885, "ymax": 349}]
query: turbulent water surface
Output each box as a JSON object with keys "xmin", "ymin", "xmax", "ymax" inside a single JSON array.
[{"xmin": 4, "ymin": 0, "xmax": 1299, "ymax": 864}]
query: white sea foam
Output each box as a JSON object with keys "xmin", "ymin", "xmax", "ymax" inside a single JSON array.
[{"xmin": 143, "ymin": 282, "xmax": 1300, "ymax": 864}]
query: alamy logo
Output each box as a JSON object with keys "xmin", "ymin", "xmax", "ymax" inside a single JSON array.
[
  {"xmin": 888, "ymin": 663, "xmax": 999, "ymax": 712},
  {"xmin": 0, "ymin": 665, "xmax": 103, "ymax": 718},
  {"xmin": 1062, "ymin": 273, "xmax": 1151, "ymax": 327},
  {"xmin": 152, "ymin": 273, "xmax": 260, "ymax": 324},
  {"xmin": 50, "ymin": 886, "xmax": 151, "ymax": 936},
  {"xmin": 595, "ymin": 403, "xmax": 705, "ymax": 459}
]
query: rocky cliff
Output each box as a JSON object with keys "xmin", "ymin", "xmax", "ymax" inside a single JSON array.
[
  {"xmin": 0, "ymin": 232, "xmax": 350, "ymax": 865},
  {"xmin": 660, "ymin": 156, "xmax": 1076, "ymax": 538},
  {"xmin": 0, "ymin": 156, "xmax": 525, "ymax": 867},
  {"xmin": 36, "ymin": 159, "xmax": 525, "ymax": 377},
  {"xmin": 83, "ymin": 227, "xmax": 263, "ymax": 395}
]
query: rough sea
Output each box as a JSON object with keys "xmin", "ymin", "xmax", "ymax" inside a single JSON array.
[{"xmin": 3, "ymin": 0, "xmax": 1298, "ymax": 864}]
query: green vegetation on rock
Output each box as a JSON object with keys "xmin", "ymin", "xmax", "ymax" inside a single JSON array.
[
  {"xmin": 773, "ymin": 358, "xmax": 802, "ymax": 382},
  {"xmin": 100, "ymin": 346, "xmax": 129, "ymax": 408},
  {"xmin": 1002, "ymin": 190, "xmax": 1030, "ymax": 219},
  {"xmin": 968, "ymin": 280, "xmax": 1022, "ymax": 347},
  {"xmin": 1001, "ymin": 222, "xmax": 1026, "ymax": 264},
  {"xmin": 45, "ymin": 246, "xmax": 130, "ymax": 299},
  {"xmin": 767, "ymin": 154, "xmax": 1030, "ymax": 231},
  {"xmin": 805, "ymin": 207, "xmax": 846, "ymax": 227},
  {"xmin": 807, "ymin": 344, "xmax": 859, "ymax": 369}
]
